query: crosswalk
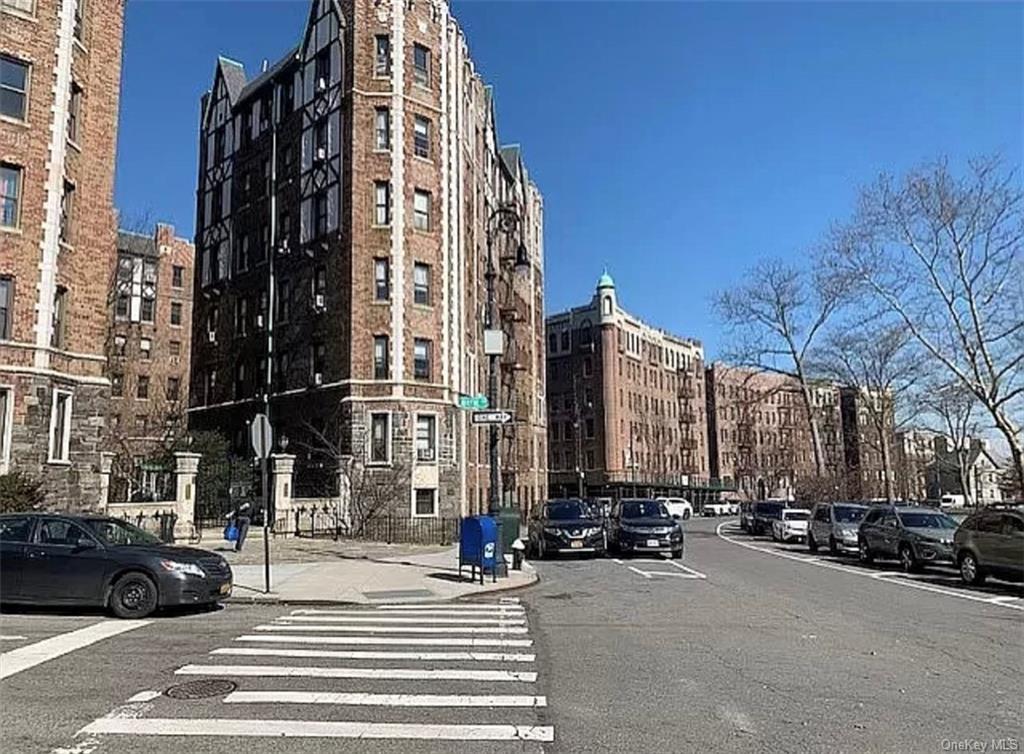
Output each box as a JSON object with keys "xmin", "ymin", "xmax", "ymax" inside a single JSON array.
[{"xmin": 75, "ymin": 598, "xmax": 553, "ymax": 748}]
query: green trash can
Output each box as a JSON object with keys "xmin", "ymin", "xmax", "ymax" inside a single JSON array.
[{"xmin": 497, "ymin": 507, "xmax": 522, "ymax": 553}]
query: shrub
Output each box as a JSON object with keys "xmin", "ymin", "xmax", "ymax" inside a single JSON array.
[{"xmin": 0, "ymin": 472, "xmax": 46, "ymax": 513}]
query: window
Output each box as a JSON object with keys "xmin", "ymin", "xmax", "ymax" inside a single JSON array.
[
  {"xmin": 314, "ymin": 190, "xmax": 328, "ymax": 237},
  {"xmin": 375, "ymin": 108, "xmax": 390, "ymax": 150},
  {"xmin": 281, "ymin": 144, "xmax": 294, "ymax": 181},
  {"xmin": 313, "ymin": 119, "xmax": 327, "ymax": 157},
  {"xmin": 414, "ymin": 488, "xmax": 437, "ymax": 517},
  {"xmin": 135, "ymin": 375, "xmax": 149, "ymax": 399},
  {"xmin": 413, "ymin": 263, "xmax": 431, "ymax": 305},
  {"xmin": 110, "ymin": 373, "xmax": 123, "ymax": 397},
  {"xmin": 73, "ymin": 0, "xmax": 83, "ymax": 40},
  {"xmin": 374, "ymin": 35, "xmax": 391, "ymax": 76},
  {"xmin": 60, "ymin": 181, "xmax": 74, "ymax": 243},
  {"xmin": 134, "ymin": 414, "xmax": 147, "ymax": 433},
  {"xmin": 0, "ymin": 277, "xmax": 11, "ymax": 339},
  {"xmin": 311, "ymin": 342, "xmax": 326, "ymax": 380},
  {"xmin": 413, "ymin": 338, "xmax": 432, "ymax": 380},
  {"xmin": 235, "ymin": 297, "xmax": 249, "ymax": 335},
  {"xmin": 369, "ymin": 413, "xmax": 390, "ymax": 463},
  {"xmin": 169, "ymin": 340, "xmax": 181, "ymax": 357},
  {"xmin": 415, "ymin": 414, "xmax": 437, "ymax": 462},
  {"xmin": 374, "ymin": 181, "xmax": 390, "ymax": 225},
  {"xmin": 166, "ymin": 377, "xmax": 180, "ymax": 402},
  {"xmin": 0, "ymin": 164, "xmax": 21, "ymax": 228},
  {"xmin": 0, "ymin": 56, "xmax": 29, "ymax": 121},
  {"xmin": 261, "ymin": 158, "xmax": 270, "ymax": 195},
  {"xmin": 560, "ymin": 331, "xmax": 569, "ymax": 350},
  {"xmin": 583, "ymin": 357, "xmax": 593, "ymax": 377},
  {"xmin": 67, "ymin": 83, "xmax": 82, "ymax": 143},
  {"xmin": 413, "ymin": 44, "xmax": 430, "ymax": 87},
  {"xmin": 234, "ymin": 362, "xmax": 246, "ymax": 399},
  {"xmin": 374, "ymin": 258, "xmax": 390, "ymax": 300},
  {"xmin": 204, "ymin": 369, "xmax": 217, "ymax": 403},
  {"xmin": 413, "ymin": 116, "xmax": 430, "ymax": 158},
  {"xmin": 36, "ymin": 518, "xmax": 91, "ymax": 546},
  {"xmin": 49, "ymin": 390, "xmax": 71, "ymax": 462},
  {"xmin": 277, "ymin": 279, "xmax": 291, "ymax": 322},
  {"xmin": 413, "ymin": 190, "xmax": 431, "ymax": 231},
  {"xmin": 139, "ymin": 337, "xmax": 152, "ymax": 359},
  {"xmin": 241, "ymin": 108, "xmax": 253, "ymax": 147},
  {"xmin": 259, "ymin": 94, "xmax": 271, "ymax": 131},
  {"xmin": 586, "ymin": 450, "xmax": 595, "ymax": 469},
  {"xmin": 280, "ymin": 78, "xmax": 293, "ymax": 115},
  {"xmin": 313, "ymin": 266, "xmax": 327, "ymax": 300},
  {"xmin": 547, "ymin": 333, "xmax": 556, "ymax": 353},
  {"xmin": 168, "ymin": 265, "xmax": 184, "ymax": 289},
  {"xmin": 373, "ymin": 335, "xmax": 389, "ymax": 379},
  {"xmin": 315, "ymin": 48, "xmax": 330, "ymax": 88},
  {"xmin": 213, "ymin": 128, "xmax": 225, "ymax": 163},
  {"xmin": 1, "ymin": 0, "xmax": 36, "ymax": 17},
  {"xmin": 236, "ymin": 234, "xmax": 250, "ymax": 273},
  {"xmin": 585, "ymin": 418, "xmax": 595, "ymax": 439},
  {"xmin": 50, "ymin": 287, "xmax": 67, "ymax": 348},
  {"xmin": 170, "ymin": 301, "xmax": 182, "ymax": 326}
]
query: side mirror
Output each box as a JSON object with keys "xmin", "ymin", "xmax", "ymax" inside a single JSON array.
[{"xmin": 74, "ymin": 537, "xmax": 97, "ymax": 550}]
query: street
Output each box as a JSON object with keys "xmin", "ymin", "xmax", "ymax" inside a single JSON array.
[{"xmin": 2, "ymin": 517, "xmax": 1021, "ymax": 753}]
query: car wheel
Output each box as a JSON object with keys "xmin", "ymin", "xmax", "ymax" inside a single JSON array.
[
  {"xmin": 671, "ymin": 547, "xmax": 683, "ymax": 559},
  {"xmin": 828, "ymin": 536, "xmax": 838, "ymax": 556},
  {"xmin": 959, "ymin": 551, "xmax": 986, "ymax": 586},
  {"xmin": 808, "ymin": 532, "xmax": 818, "ymax": 553},
  {"xmin": 858, "ymin": 538, "xmax": 874, "ymax": 564},
  {"xmin": 683, "ymin": 510, "xmax": 691, "ymax": 520},
  {"xmin": 109, "ymin": 572, "xmax": 158, "ymax": 619},
  {"xmin": 899, "ymin": 544, "xmax": 920, "ymax": 573}
]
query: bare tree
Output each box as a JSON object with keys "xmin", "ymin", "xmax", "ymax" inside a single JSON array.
[
  {"xmin": 922, "ymin": 381, "xmax": 985, "ymax": 506},
  {"xmin": 716, "ymin": 259, "xmax": 845, "ymax": 476},
  {"xmin": 812, "ymin": 323, "xmax": 919, "ymax": 501},
  {"xmin": 826, "ymin": 157, "xmax": 1024, "ymax": 488}
]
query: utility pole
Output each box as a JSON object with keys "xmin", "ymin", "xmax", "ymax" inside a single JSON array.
[{"xmin": 260, "ymin": 94, "xmax": 278, "ymax": 531}]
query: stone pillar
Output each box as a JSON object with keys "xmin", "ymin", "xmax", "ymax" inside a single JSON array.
[
  {"xmin": 173, "ymin": 452, "xmax": 202, "ymax": 541},
  {"xmin": 270, "ymin": 454, "xmax": 296, "ymax": 531},
  {"xmin": 97, "ymin": 452, "xmax": 115, "ymax": 511}
]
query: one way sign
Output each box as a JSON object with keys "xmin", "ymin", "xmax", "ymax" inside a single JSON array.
[{"xmin": 472, "ymin": 410, "xmax": 513, "ymax": 426}]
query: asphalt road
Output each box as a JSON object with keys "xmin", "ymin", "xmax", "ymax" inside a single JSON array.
[{"xmin": 1, "ymin": 516, "xmax": 1021, "ymax": 754}]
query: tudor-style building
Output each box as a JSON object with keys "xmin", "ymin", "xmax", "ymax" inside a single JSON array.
[{"xmin": 188, "ymin": 0, "xmax": 546, "ymax": 520}]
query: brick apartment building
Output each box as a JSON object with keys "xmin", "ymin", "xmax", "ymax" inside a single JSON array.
[
  {"xmin": 106, "ymin": 225, "xmax": 194, "ymax": 500},
  {"xmin": 546, "ymin": 273, "xmax": 711, "ymax": 500},
  {"xmin": 839, "ymin": 386, "xmax": 897, "ymax": 500},
  {"xmin": 187, "ymin": 0, "xmax": 546, "ymax": 519},
  {"xmin": 1, "ymin": 0, "xmax": 124, "ymax": 504}
]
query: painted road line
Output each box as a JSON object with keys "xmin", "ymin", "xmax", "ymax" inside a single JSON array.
[
  {"xmin": 259, "ymin": 623, "xmax": 529, "ymax": 634},
  {"xmin": 375, "ymin": 604, "xmax": 523, "ymax": 612},
  {"xmin": 0, "ymin": 620, "xmax": 151, "ymax": 680},
  {"xmin": 715, "ymin": 521, "xmax": 1024, "ymax": 613},
  {"xmin": 236, "ymin": 634, "xmax": 533, "ymax": 647},
  {"xmin": 987, "ymin": 595, "xmax": 1023, "ymax": 604},
  {"xmin": 224, "ymin": 691, "xmax": 547, "ymax": 707},
  {"xmin": 292, "ymin": 609, "xmax": 524, "ymax": 619},
  {"xmin": 178, "ymin": 664, "xmax": 538, "ymax": 682},
  {"xmin": 0, "ymin": 636, "xmax": 27, "ymax": 641},
  {"xmin": 211, "ymin": 647, "xmax": 537, "ymax": 662},
  {"xmin": 627, "ymin": 566, "xmax": 652, "ymax": 580},
  {"xmin": 280, "ymin": 615, "xmax": 527, "ymax": 625},
  {"xmin": 80, "ymin": 718, "xmax": 554, "ymax": 741},
  {"xmin": 668, "ymin": 560, "xmax": 708, "ymax": 578},
  {"xmin": 612, "ymin": 558, "xmax": 624, "ymax": 564},
  {"xmin": 125, "ymin": 691, "xmax": 163, "ymax": 703}
]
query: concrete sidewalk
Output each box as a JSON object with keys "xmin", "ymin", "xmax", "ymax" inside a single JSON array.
[{"xmin": 225, "ymin": 545, "xmax": 536, "ymax": 604}]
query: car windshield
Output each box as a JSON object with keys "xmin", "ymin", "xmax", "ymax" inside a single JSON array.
[
  {"xmin": 898, "ymin": 512, "xmax": 958, "ymax": 530},
  {"xmin": 834, "ymin": 506, "xmax": 867, "ymax": 523},
  {"xmin": 546, "ymin": 501, "xmax": 594, "ymax": 520},
  {"xmin": 621, "ymin": 501, "xmax": 669, "ymax": 519},
  {"xmin": 758, "ymin": 503, "xmax": 784, "ymax": 515},
  {"xmin": 783, "ymin": 510, "xmax": 810, "ymax": 521},
  {"xmin": 84, "ymin": 519, "xmax": 162, "ymax": 546}
]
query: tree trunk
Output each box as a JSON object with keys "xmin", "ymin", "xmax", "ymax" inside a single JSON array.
[
  {"xmin": 879, "ymin": 428, "xmax": 895, "ymax": 502},
  {"xmin": 795, "ymin": 370, "xmax": 825, "ymax": 476},
  {"xmin": 992, "ymin": 412, "xmax": 1024, "ymax": 499},
  {"xmin": 956, "ymin": 449, "xmax": 973, "ymax": 507}
]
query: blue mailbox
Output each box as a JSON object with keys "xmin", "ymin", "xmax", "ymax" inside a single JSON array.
[{"xmin": 459, "ymin": 516, "xmax": 498, "ymax": 584}]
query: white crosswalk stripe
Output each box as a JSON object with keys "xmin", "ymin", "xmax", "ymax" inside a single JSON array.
[{"xmin": 74, "ymin": 600, "xmax": 554, "ymax": 746}]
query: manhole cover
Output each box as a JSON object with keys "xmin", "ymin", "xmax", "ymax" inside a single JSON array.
[{"xmin": 164, "ymin": 679, "xmax": 237, "ymax": 700}]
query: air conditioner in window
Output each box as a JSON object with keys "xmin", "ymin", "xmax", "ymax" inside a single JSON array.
[
  {"xmin": 416, "ymin": 448, "xmax": 435, "ymax": 463},
  {"xmin": 317, "ymin": 77, "xmax": 328, "ymax": 92},
  {"xmin": 314, "ymin": 294, "xmax": 326, "ymax": 311},
  {"xmin": 255, "ymin": 314, "xmax": 265, "ymax": 329},
  {"xmin": 315, "ymin": 146, "xmax": 327, "ymax": 162},
  {"xmin": 313, "ymin": 372, "xmax": 323, "ymax": 386},
  {"xmin": 207, "ymin": 331, "xmax": 216, "ymax": 343}
]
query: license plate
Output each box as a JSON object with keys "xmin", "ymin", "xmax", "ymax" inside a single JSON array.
[
  {"xmin": 646, "ymin": 539, "xmax": 660, "ymax": 548},
  {"xmin": 570, "ymin": 541, "xmax": 583, "ymax": 549},
  {"xmin": 219, "ymin": 582, "xmax": 232, "ymax": 595}
]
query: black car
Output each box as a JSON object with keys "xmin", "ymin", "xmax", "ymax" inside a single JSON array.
[
  {"xmin": 750, "ymin": 501, "xmax": 785, "ymax": 535},
  {"xmin": 608, "ymin": 499, "xmax": 684, "ymax": 558},
  {"xmin": 0, "ymin": 513, "xmax": 233, "ymax": 618},
  {"xmin": 528, "ymin": 499, "xmax": 606, "ymax": 558}
]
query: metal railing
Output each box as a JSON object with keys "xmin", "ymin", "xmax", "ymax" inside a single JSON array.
[{"xmin": 292, "ymin": 508, "xmax": 460, "ymax": 545}]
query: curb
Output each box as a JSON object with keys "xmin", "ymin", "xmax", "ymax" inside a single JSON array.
[{"xmin": 224, "ymin": 568, "xmax": 539, "ymax": 606}]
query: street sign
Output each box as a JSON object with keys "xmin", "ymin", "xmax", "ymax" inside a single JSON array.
[
  {"xmin": 472, "ymin": 410, "xmax": 513, "ymax": 426},
  {"xmin": 250, "ymin": 413, "xmax": 273, "ymax": 460},
  {"xmin": 458, "ymin": 394, "xmax": 489, "ymax": 410}
]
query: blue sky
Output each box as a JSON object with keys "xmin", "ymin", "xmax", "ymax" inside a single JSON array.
[{"xmin": 115, "ymin": 0, "xmax": 1023, "ymax": 359}]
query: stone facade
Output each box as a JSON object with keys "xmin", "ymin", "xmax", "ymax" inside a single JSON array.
[
  {"xmin": 1, "ymin": 0, "xmax": 124, "ymax": 506},
  {"xmin": 187, "ymin": 0, "xmax": 545, "ymax": 520},
  {"xmin": 546, "ymin": 273, "xmax": 710, "ymax": 498}
]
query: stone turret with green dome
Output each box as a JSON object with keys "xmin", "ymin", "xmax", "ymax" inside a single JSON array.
[{"xmin": 596, "ymin": 269, "xmax": 617, "ymax": 323}]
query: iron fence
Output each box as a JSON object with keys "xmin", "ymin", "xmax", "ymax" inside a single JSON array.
[
  {"xmin": 292, "ymin": 507, "xmax": 460, "ymax": 545},
  {"xmin": 114, "ymin": 510, "xmax": 179, "ymax": 543}
]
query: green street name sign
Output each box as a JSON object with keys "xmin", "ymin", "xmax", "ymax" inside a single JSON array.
[{"xmin": 458, "ymin": 394, "xmax": 489, "ymax": 410}]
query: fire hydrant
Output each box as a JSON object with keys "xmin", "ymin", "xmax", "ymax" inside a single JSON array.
[{"xmin": 510, "ymin": 539, "xmax": 526, "ymax": 571}]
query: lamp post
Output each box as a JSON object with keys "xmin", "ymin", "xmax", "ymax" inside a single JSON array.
[{"xmin": 484, "ymin": 204, "xmax": 529, "ymax": 573}]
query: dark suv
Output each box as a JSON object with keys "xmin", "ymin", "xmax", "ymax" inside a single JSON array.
[
  {"xmin": 608, "ymin": 499, "xmax": 684, "ymax": 558},
  {"xmin": 857, "ymin": 505, "xmax": 958, "ymax": 572},
  {"xmin": 953, "ymin": 506, "xmax": 1024, "ymax": 585},
  {"xmin": 750, "ymin": 501, "xmax": 785, "ymax": 536}
]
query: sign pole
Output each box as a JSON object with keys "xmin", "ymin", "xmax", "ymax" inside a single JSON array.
[{"xmin": 261, "ymin": 454, "xmax": 270, "ymax": 594}]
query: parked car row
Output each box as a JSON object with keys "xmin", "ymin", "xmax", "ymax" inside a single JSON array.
[
  {"xmin": 527, "ymin": 498, "xmax": 685, "ymax": 559},
  {"xmin": 740, "ymin": 500, "xmax": 1024, "ymax": 586}
]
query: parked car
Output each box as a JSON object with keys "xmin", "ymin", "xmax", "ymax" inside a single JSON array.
[
  {"xmin": 656, "ymin": 497, "xmax": 693, "ymax": 520},
  {"xmin": 702, "ymin": 501, "xmax": 730, "ymax": 517},
  {"xmin": 808, "ymin": 502, "xmax": 868, "ymax": 555},
  {"xmin": 857, "ymin": 505, "xmax": 959, "ymax": 572},
  {"xmin": 771, "ymin": 508, "xmax": 810, "ymax": 543},
  {"xmin": 953, "ymin": 505, "xmax": 1024, "ymax": 585},
  {"xmin": 608, "ymin": 499, "xmax": 684, "ymax": 558},
  {"xmin": 750, "ymin": 501, "xmax": 786, "ymax": 535},
  {"xmin": 726, "ymin": 501, "xmax": 741, "ymax": 516},
  {"xmin": 528, "ymin": 499, "xmax": 606, "ymax": 558},
  {"xmin": 739, "ymin": 501, "xmax": 754, "ymax": 532},
  {"xmin": 0, "ymin": 513, "xmax": 233, "ymax": 618}
]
